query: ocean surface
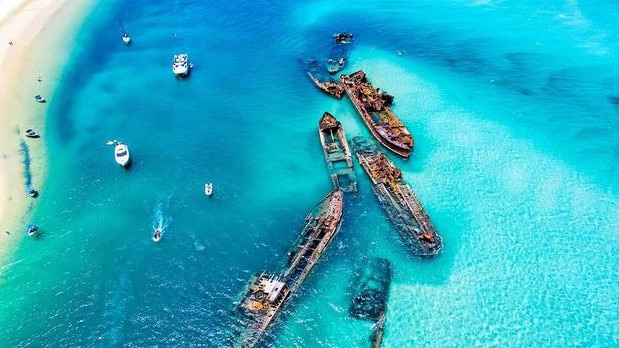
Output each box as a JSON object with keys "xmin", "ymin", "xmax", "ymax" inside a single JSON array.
[{"xmin": 1, "ymin": 0, "xmax": 619, "ymax": 346}]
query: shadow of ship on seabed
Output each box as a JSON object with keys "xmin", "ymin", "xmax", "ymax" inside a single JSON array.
[{"xmin": 18, "ymin": 139, "xmax": 39, "ymax": 199}]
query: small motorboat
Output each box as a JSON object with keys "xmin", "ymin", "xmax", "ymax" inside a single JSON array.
[
  {"xmin": 34, "ymin": 94, "xmax": 46, "ymax": 103},
  {"xmin": 122, "ymin": 33, "xmax": 131, "ymax": 45},
  {"xmin": 26, "ymin": 223, "xmax": 38, "ymax": 237},
  {"xmin": 152, "ymin": 228, "xmax": 162, "ymax": 242},
  {"xmin": 26, "ymin": 185, "xmax": 38, "ymax": 198},
  {"xmin": 24, "ymin": 129, "xmax": 40, "ymax": 138},
  {"xmin": 204, "ymin": 182, "xmax": 213, "ymax": 197},
  {"xmin": 113, "ymin": 141, "xmax": 131, "ymax": 167}
]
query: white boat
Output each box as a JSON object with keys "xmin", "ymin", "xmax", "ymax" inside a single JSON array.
[
  {"xmin": 26, "ymin": 223, "xmax": 38, "ymax": 237},
  {"xmin": 204, "ymin": 182, "xmax": 213, "ymax": 197},
  {"xmin": 34, "ymin": 94, "xmax": 46, "ymax": 103},
  {"xmin": 152, "ymin": 228, "xmax": 162, "ymax": 242},
  {"xmin": 24, "ymin": 129, "xmax": 40, "ymax": 138},
  {"xmin": 114, "ymin": 141, "xmax": 131, "ymax": 167},
  {"xmin": 122, "ymin": 33, "xmax": 131, "ymax": 45},
  {"xmin": 172, "ymin": 53, "xmax": 190, "ymax": 77}
]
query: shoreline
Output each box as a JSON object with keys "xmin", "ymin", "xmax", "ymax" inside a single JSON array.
[{"xmin": 0, "ymin": 0, "xmax": 99, "ymax": 269}]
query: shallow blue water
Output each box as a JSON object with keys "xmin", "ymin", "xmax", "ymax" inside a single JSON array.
[{"xmin": 1, "ymin": 0, "xmax": 619, "ymax": 346}]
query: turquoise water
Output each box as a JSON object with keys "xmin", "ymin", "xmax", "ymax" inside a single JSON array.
[{"xmin": 2, "ymin": 0, "xmax": 619, "ymax": 346}]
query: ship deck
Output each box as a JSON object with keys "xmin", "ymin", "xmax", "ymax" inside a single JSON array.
[
  {"xmin": 341, "ymin": 71, "xmax": 413, "ymax": 158},
  {"xmin": 352, "ymin": 137, "xmax": 442, "ymax": 257}
]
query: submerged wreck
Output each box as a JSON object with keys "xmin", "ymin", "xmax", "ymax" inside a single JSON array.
[
  {"xmin": 352, "ymin": 136, "xmax": 442, "ymax": 257},
  {"xmin": 236, "ymin": 189, "xmax": 344, "ymax": 347},
  {"xmin": 341, "ymin": 70, "xmax": 413, "ymax": 158},
  {"xmin": 318, "ymin": 112, "xmax": 357, "ymax": 192}
]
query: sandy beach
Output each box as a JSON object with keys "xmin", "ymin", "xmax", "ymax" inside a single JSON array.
[{"xmin": 0, "ymin": 0, "xmax": 98, "ymax": 267}]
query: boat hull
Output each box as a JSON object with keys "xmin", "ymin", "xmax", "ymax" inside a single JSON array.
[
  {"xmin": 326, "ymin": 33, "xmax": 353, "ymax": 75},
  {"xmin": 236, "ymin": 189, "xmax": 343, "ymax": 347},
  {"xmin": 318, "ymin": 112, "xmax": 357, "ymax": 192},
  {"xmin": 341, "ymin": 71, "xmax": 413, "ymax": 158},
  {"xmin": 114, "ymin": 143, "xmax": 131, "ymax": 167},
  {"xmin": 352, "ymin": 136, "xmax": 442, "ymax": 257}
]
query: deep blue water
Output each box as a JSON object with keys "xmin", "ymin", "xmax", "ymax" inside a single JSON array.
[{"xmin": 1, "ymin": 0, "xmax": 619, "ymax": 346}]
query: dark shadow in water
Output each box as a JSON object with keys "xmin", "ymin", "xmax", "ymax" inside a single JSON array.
[{"xmin": 19, "ymin": 140, "xmax": 32, "ymax": 188}]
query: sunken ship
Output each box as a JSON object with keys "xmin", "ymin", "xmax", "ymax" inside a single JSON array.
[
  {"xmin": 327, "ymin": 32, "xmax": 353, "ymax": 75},
  {"xmin": 351, "ymin": 136, "xmax": 442, "ymax": 257},
  {"xmin": 236, "ymin": 189, "xmax": 344, "ymax": 347},
  {"xmin": 341, "ymin": 70, "xmax": 413, "ymax": 158},
  {"xmin": 318, "ymin": 112, "xmax": 357, "ymax": 192}
]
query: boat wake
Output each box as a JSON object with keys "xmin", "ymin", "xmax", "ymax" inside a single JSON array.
[{"xmin": 152, "ymin": 201, "xmax": 173, "ymax": 240}]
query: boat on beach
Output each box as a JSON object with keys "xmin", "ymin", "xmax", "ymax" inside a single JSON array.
[
  {"xmin": 351, "ymin": 136, "xmax": 442, "ymax": 257},
  {"xmin": 108, "ymin": 140, "xmax": 131, "ymax": 167},
  {"xmin": 327, "ymin": 32, "xmax": 353, "ymax": 75},
  {"xmin": 341, "ymin": 70, "xmax": 413, "ymax": 158},
  {"xmin": 24, "ymin": 129, "xmax": 39, "ymax": 138},
  {"xmin": 152, "ymin": 228, "xmax": 162, "ymax": 242},
  {"xmin": 204, "ymin": 183, "xmax": 213, "ymax": 197},
  {"xmin": 172, "ymin": 53, "xmax": 191, "ymax": 77},
  {"xmin": 318, "ymin": 112, "xmax": 357, "ymax": 192},
  {"xmin": 236, "ymin": 189, "xmax": 343, "ymax": 347},
  {"xmin": 34, "ymin": 94, "xmax": 46, "ymax": 103}
]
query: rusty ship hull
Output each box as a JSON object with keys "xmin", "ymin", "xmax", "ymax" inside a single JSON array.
[
  {"xmin": 307, "ymin": 72, "xmax": 344, "ymax": 99},
  {"xmin": 236, "ymin": 189, "xmax": 344, "ymax": 347},
  {"xmin": 351, "ymin": 136, "xmax": 441, "ymax": 257},
  {"xmin": 341, "ymin": 70, "xmax": 413, "ymax": 158},
  {"xmin": 319, "ymin": 112, "xmax": 357, "ymax": 192}
]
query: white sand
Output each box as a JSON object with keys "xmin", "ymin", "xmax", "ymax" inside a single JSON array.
[{"xmin": 0, "ymin": 0, "xmax": 98, "ymax": 266}]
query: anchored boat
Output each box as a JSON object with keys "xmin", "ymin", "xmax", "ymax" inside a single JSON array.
[
  {"xmin": 114, "ymin": 141, "xmax": 131, "ymax": 167},
  {"xmin": 122, "ymin": 33, "xmax": 131, "ymax": 45},
  {"xmin": 318, "ymin": 112, "xmax": 357, "ymax": 192},
  {"xmin": 172, "ymin": 53, "xmax": 191, "ymax": 77},
  {"xmin": 106, "ymin": 140, "xmax": 131, "ymax": 167},
  {"xmin": 327, "ymin": 32, "xmax": 353, "ymax": 75},
  {"xmin": 236, "ymin": 189, "xmax": 343, "ymax": 347},
  {"xmin": 352, "ymin": 136, "xmax": 442, "ymax": 257},
  {"xmin": 341, "ymin": 71, "xmax": 413, "ymax": 158}
]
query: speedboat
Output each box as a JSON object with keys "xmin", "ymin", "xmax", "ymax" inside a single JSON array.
[
  {"xmin": 114, "ymin": 141, "xmax": 131, "ymax": 167},
  {"xmin": 122, "ymin": 33, "xmax": 131, "ymax": 45},
  {"xmin": 26, "ymin": 223, "xmax": 38, "ymax": 237},
  {"xmin": 24, "ymin": 129, "xmax": 40, "ymax": 138},
  {"xmin": 34, "ymin": 94, "xmax": 46, "ymax": 103},
  {"xmin": 204, "ymin": 182, "xmax": 213, "ymax": 197},
  {"xmin": 152, "ymin": 228, "xmax": 162, "ymax": 242},
  {"xmin": 172, "ymin": 53, "xmax": 190, "ymax": 77}
]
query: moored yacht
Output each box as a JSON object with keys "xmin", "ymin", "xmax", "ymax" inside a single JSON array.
[
  {"xmin": 172, "ymin": 53, "xmax": 191, "ymax": 77},
  {"xmin": 114, "ymin": 141, "xmax": 131, "ymax": 167},
  {"xmin": 122, "ymin": 33, "xmax": 131, "ymax": 45}
]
